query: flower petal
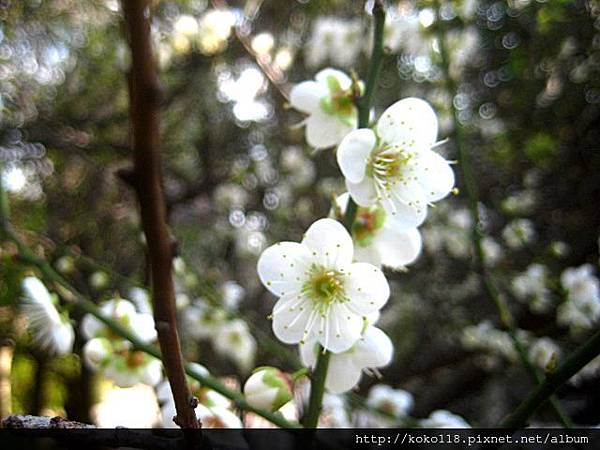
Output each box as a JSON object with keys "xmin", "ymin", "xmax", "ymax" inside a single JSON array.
[
  {"xmin": 272, "ymin": 294, "xmax": 312, "ymax": 345},
  {"xmin": 302, "ymin": 218, "xmax": 353, "ymax": 269},
  {"xmin": 325, "ymin": 353, "xmax": 363, "ymax": 394},
  {"xmin": 319, "ymin": 302, "xmax": 363, "ymax": 353},
  {"xmin": 351, "ymin": 326, "xmax": 393, "ymax": 368},
  {"xmin": 299, "ymin": 340, "xmax": 318, "ymax": 368},
  {"xmin": 344, "ymin": 262, "xmax": 390, "ymax": 315},
  {"xmin": 412, "ymin": 150, "xmax": 455, "ymax": 202},
  {"xmin": 305, "ymin": 111, "xmax": 354, "ymax": 149},
  {"xmin": 354, "ymin": 244, "xmax": 382, "ymax": 268},
  {"xmin": 290, "ymin": 81, "xmax": 327, "ymax": 114},
  {"xmin": 346, "ymin": 177, "xmax": 377, "ymax": 207},
  {"xmin": 376, "ymin": 97, "xmax": 438, "ymax": 150},
  {"xmin": 373, "ymin": 226, "xmax": 422, "ymax": 269},
  {"xmin": 380, "ymin": 184, "xmax": 428, "ymax": 229},
  {"xmin": 315, "ymin": 68, "xmax": 352, "ymax": 91},
  {"xmin": 336, "ymin": 129, "xmax": 376, "ymax": 183},
  {"xmin": 257, "ymin": 242, "xmax": 310, "ymax": 296}
]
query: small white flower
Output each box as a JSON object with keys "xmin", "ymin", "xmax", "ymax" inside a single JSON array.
[
  {"xmin": 557, "ymin": 264, "xmax": 600, "ymax": 331},
  {"xmin": 21, "ymin": 277, "xmax": 74, "ymax": 355},
  {"xmin": 221, "ymin": 280, "xmax": 245, "ymax": 310},
  {"xmin": 258, "ymin": 218, "xmax": 390, "ymax": 353},
  {"xmin": 502, "ymin": 218, "xmax": 536, "ymax": 248},
  {"xmin": 337, "ymin": 98, "xmax": 454, "ymax": 229},
  {"xmin": 81, "ymin": 298, "xmax": 157, "ymax": 344},
  {"xmin": 243, "ymin": 366, "xmax": 293, "ymax": 412},
  {"xmin": 83, "ymin": 337, "xmax": 162, "ymax": 388},
  {"xmin": 290, "ymin": 69, "xmax": 358, "ymax": 150},
  {"xmin": 511, "ymin": 264, "xmax": 553, "ymax": 313},
  {"xmin": 320, "ymin": 393, "xmax": 350, "ymax": 427},
  {"xmin": 529, "ymin": 337, "xmax": 560, "ymax": 370},
  {"xmin": 300, "ymin": 326, "xmax": 393, "ymax": 394},
  {"xmin": 420, "ymin": 409, "xmax": 470, "ymax": 428},
  {"xmin": 212, "ymin": 319, "xmax": 257, "ymax": 372},
  {"xmin": 335, "ymin": 193, "xmax": 422, "ymax": 270},
  {"xmin": 182, "ymin": 302, "xmax": 227, "ymax": 340},
  {"xmin": 305, "ymin": 17, "xmax": 363, "ymax": 69},
  {"xmin": 366, "ymin": 384, "xmax": 414, "ymax": 418}
]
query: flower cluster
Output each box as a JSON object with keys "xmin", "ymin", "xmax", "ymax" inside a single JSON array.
[
  {"xmin": 258, "ymin": 67, "xmax": 456, "ymax": 398},
  {"xmin": 557, "ymin": 264, "xmax": 600, "ymax": 333}
]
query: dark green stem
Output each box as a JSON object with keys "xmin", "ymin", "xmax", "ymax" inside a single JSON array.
[
  {"xmin": 303, "ymin": 348, "xmax": 330, "ymax": 428},
  {"xmin": 433, "ymin": 0, "xmax": 571, "ymax": 427},
  {"xmin": 502, "ymin": 328, "xmax": 600, "ymax": 428}
]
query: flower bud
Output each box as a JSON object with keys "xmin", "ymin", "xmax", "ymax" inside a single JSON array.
[{"xmin": 243, "ymin": 367, "xmax": 292, "ymax": 412}]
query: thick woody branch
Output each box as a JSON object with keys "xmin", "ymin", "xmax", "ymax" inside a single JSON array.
[{"xmin": 121, "ymin": 0, "xmax": 199, "ymax": 431}]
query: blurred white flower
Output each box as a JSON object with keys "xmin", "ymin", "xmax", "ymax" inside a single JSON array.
[
  {"xmin": 502, "ymin": 219, "xmax": 536, "ymax": 249},
  {"xmin": 366, "ymin": 384, "xmax": 414, "ymax": 418},
  {"xmin": 243, "ymin": 366, "xmax": 293, "ymax": 412},
  {"xmin": 335, "ymin": 193, "xmax": 422, "ymax": 270},
  {"xmin": 290, "ymin": 68, "xmax": 358, "ymax": 149},
  {"xmin": 482, "ymin": 237, "xmax": 503, "ymax": 266},
  {"xmin": 221, "ymin": 280, "xmax": 245, "ymax": 310},
  {"xmin": 182, "ymin": 303, "xmax": 227, "ymax": 340},
  {"xmin": 337, "ymin": 98, "xmax": 454, "ymax": 229},
  {"xmin": 320, "ymin": 394, "xmax": 350, "ymax": 427},
  {"xmin": 197, "ymin": 9, "xmax": 235, "ymax": 56},
  {"xmin": 83, "ymin": 337, "xmax": 162, "ymax": 388},
  {"xmin": 512, "ymin": 264, "xmax": 553, "ymax": 313},
  {"xmin": 461, "ymin": 321, "xmax": 519, "ymax": 362},
  {"xmin": 529, "ymin": 337, "xmax": 560, "ymax": 370},
  {"xmin": 420, "ymin": 409, "xmax": 470, "ymax": 428},
  {"xmin": 21, "ymin": 276, "xmax": 74, "ymax": 355},
  {"xmin": 257, "ymin": 218, "xmax": 390, "ymax": 353},
  {"xmin": 212, "ymin": 319, "xmax": 257, "ymax": 372},
  {"xmin": 81, "ymin": 298, "xmax": 157, "ymax": 344},
  {"xmin": 305, "ymin": 17, "xmax": 363, "ymax": 68},
  {"xmin": 557, "ymin": 264, "xmax": 600, "ymax": 332},
  {"xmin": 300, "ymin": 326, "xmax": 393, "ymax": 394},
  {"xmin": 129, "ymin": 287, "xmax": 153, "ymax": 314},
  {"xmin": 89, "ymin": 271, "xmax": 110, "ymax": 290}
]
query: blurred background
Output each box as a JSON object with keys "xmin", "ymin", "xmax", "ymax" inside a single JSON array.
[{"xmin": 0, "ymin": 0, "xmax": 599, "ymax": 428}]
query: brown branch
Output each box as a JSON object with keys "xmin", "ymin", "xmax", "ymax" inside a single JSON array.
[{"xmin": 121, "ymin": 0, "xmax": 200, "ymax": 433}]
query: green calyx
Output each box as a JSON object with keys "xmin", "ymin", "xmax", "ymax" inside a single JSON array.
[
  {"xmin": 352, "ymin": 206, "xmax": 386, "ymax": 247},
  {"xmin": 319, "ymin": 75, "xmax": 356, "ymax": 125}
]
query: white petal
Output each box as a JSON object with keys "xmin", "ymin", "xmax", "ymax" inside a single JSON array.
[
  {"xmin": 354, "ymin": 244, "xmax": 382, "ymax": 268},
  {"xmin": 129, "ymin": 313, "xmax": 157, "ymax": 343},
  {"xmin": 344, "ymin": 262, "xmax": 390, "ymax": 315},
  {"xmin": 376, "ymin": 97, "xmax": 438, "ymax": 149},
  {"xmin": 299, "ymin": 341, "xmax": 318, "ymax": 368},
  {"xmin": 373, "ymin": 226, "xmax": 422, "ymax": 269},
  {"xmin": 81, "ymin": 314, "xmax": 103, "ymax": 340},
  {"xmin": 53, "ymin": 323, "xmax": 75, "ymax": 355},
  {"xmin": 272, "ymin": 294, "xmax": 312, "ymax": 345},
  {"xmin": 141, "ymin": 358, "xmax": 163, "ymax": 386},
  {"xmin": 302, "ymin": 218, "xmax": 353, "ymax": 269},
  {"xmin": 290, "ymin": 81, "xmax": 327, "ymax": 114},
  {"xmin": 320, "ymin": 302, "xmax": 363, "ymax": 353},
  {"xmin": 22, "ymin": 277, "xmax": 52, "ymax": 305},
  {"xmin": 257, "ymin": 242, "xmax": 310, "ymax": 296},
  {"xmin": 336, "ymin": 129, "xmax": 376, "ymax": 183},
  {"xmin": 315, "ymin": 68, "xmax": 352, "ymax": 90},
  {"xmin": 351, "ymin": 326, "xmax": 393, "ymax": 368},
  {"xmin": 412, "ymin": 150, "xmax": 455, "ymax": 202},
  {"xmin": 305, "ymin": 111, "xmax": 354, "ymax": 149},
  {"xmin": 346, "ymin": 177, "xmax": 377, "ymax": 207},
  {"xmin": 325, "ymin": 353, "xmax": 363, "ymax": 394},
  {"xmin": 381, "ymin": 185, "xmax": 428, "ymax": 229}
]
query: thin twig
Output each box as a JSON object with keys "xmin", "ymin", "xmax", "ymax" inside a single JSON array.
[
  {"xmin": 432, "ymin": 0, "xmax": 572, "ymax": 427},
  {"xmin": 502, "ymin": 328, "xmax": 600, "ymax": 428},
  {"xmin": 121, "ymin": 0, "xmax": 199, "ymax": 431}
]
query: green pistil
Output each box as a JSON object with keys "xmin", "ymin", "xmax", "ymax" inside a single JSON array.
[
  {"xmin": 302, "ymin": 265, "xmax": 348, "ymax": 314},
  {"xmin": 352, "ymin": 206, "xmax": 386, "ymax": 247},
  {"xmin": 319, "ymin": 75, "xmax": 355, "ymax": 124},
  {"xmin": 366, "ymin": 145, "xmax": 413, "ymax": 185}
]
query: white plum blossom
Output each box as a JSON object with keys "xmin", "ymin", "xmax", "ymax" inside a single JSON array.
[
  {"xmin": 557, "ymin": 264, "xmax": 600, "ymax": 332},
  {"xmin": 366, "ymin": 384, "xmax": 414, "ymax": 418},
  {"xmin": 83, "ymin": 337, "xmax": 162, "ymax": 388},
  {"xmin": 221, "ymin": 280, "xmax": 245, "ymax": 310},
  {"xmin": 300, "ymin": 326, "xmax": 393, "ymax": 394},
  {"xmin": 305, "ymin": 17, "xmax": 363, "ymax": 69},
  {"xmin": 335, "ymin": 193, "xmax": 422, "ymax": 270},
  {"xmin": 420, "ymin": 409, "xmax": 470, "ymax": 428},
  {"xmin": 212, "ymin": 319, "xmax": 257, "ymax": 372},
  {"xmin": 529, "ymin": 337, "xmax": 560, "ymax": 370},
  {"xmin": 337, "ymin": 98, "xmax": 454, "ymax": 229},
  {"xmin": 290, "ymin": 69, "xmax": 358, "ymax": 150},
  {"xmin": 243, "ymin": 367, "xmax": 293, "ymax": 412},
  {"xmin": 502, "ymin": 218, "xmax": 536, "ymax": 249},
  {"xmin": 320, "ymin": 394, "xmax": 350, "ymax": 427},
  {"xmin": 21, "ymin": 276, "xmax": 74, "ymax": 355},
  {"xmin": 511, "ymin": 264, "xmax": 553, "ymax": 313},
  {"xmin": 258, "ymin": 218, "xmax": 390, "ymax": 353},
  {"xmin": 81, "ymin": 298, "xmax": 157, "ymax": 344}
]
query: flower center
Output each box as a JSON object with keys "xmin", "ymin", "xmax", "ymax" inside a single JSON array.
[
  {"xmin": 125, "ymin": 350, "xmax": 146, "ymax": 369},
  {"xmin": 352, "ymin": 206, "xmax": 386, "ymax": 247},
  {"xmin": 303, "ymin": 265, "xmax": 347, "ymax": 312},
  {"xmin": 319, "ymin": 74, "xmax": 355, "ymax": 121},
  {"xmin": 366, "ymin": 145, "xmax": 413, "ymax": 187}
]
